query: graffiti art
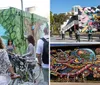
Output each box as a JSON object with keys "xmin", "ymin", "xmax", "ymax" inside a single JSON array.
[{"xmin": 0, "ymin": 7, "xmax": 48, "ymax": 54}]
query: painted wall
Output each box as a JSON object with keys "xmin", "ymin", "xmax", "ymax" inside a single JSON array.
[
  {"xmin": 0, "ymin": 7, "xmax": 48, "ymax": 54},
  {"xmin": 50, "ymin": 45, "xmax": 100, "ymax": 81},
  {"xmin": 77, "ymin": 6, "xmax": 100, "ymax": 32}
]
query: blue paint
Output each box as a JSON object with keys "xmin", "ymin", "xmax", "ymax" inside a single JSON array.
[
  {"xmin": 0, "ymin": 24, "xmax": 7, "ymax": 45},
  {"xmin": 32, "ymin": 26, "xmax": 34, "ymax": 30},
  {"xmin": 76, "ymin": 48, "xmax": 96, "ymax": 61}
]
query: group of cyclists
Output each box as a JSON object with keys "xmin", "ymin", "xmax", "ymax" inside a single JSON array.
[{"xmin": 0, "ymin": 27, "xmax": 49, "ymax": 85}]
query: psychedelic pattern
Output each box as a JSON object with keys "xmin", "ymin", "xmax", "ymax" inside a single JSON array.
[{"xmin": 51, "ymin": 45, "xmax": 100, "ymax": 82}]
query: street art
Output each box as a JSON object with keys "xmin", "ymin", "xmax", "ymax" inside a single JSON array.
[
  {"xmin": 0, "ymin": 7, "xmax": 48, "ymax": 54},
  {"xmin": 50, "ymin": 45, "xmax": 100, "ymax": 82},
  {"xmin": 61, "ymin": 5, "xmax": 100, "ymax": 33},
  {"xmin": 78, "ymin": 6, "xmax": 100, "ymax": 32}
]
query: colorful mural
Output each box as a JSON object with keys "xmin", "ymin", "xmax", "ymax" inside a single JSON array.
[
  {"xmin": 76, "ymin": 6, "xmax": 100, "ymax": 32},
  {"xmin": 0, "ymin": 7, "xmax": 48, "ymax": 54},
  {"xmin": 61, "ymin": 5, "xmax": 100, "ymax": 33},
  {"xmin": 50, "ymin": 44, "xmax": 100, "ymax": 82}
]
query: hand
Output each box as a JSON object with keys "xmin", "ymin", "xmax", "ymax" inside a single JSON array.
[
  {"xmin": 38, "ymin": 63, "xmax": 42, "ymax": 67},
  {"xmin": 10, "ymin": 73, "xmax": 21, "ymax": 79}
]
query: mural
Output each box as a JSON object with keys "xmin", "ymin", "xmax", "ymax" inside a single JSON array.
[
  {"xmin": 50, "ymin": 44, "xmax": 100, "ymax": 82},
  {"xmin": 0, "ymin": 7, "xmax": 48, "ymax": 54},
  {"xmin": 77, "ymin": 6, "xmax": 100, "ymax": 32},
  {"xmin": 61, "ymin": 5, "xmax": 100, "ymax": 33}
]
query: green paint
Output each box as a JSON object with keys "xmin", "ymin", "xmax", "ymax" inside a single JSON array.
[{"xmin": 0, "ymin": 7, "xmax": 48, "ymax": 54}]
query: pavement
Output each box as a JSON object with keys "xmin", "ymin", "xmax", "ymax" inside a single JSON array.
[
  {"xmin": 9, "ymin": 64, "xmax": 48, "ymax": 85},
  {"xmin": 50, "ymin": 35, "xmax": 100, "ymax": 42},
  {"xmin": 50, "ymin": 82, "xmax": 100, "ymax": 85}
]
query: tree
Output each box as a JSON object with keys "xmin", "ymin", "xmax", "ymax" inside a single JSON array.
[
  {"xmin": 50, "ymin": 11, "xmax": 72, "ymax": 35},
  {"xmin": 50, "ymin": 11, "xmax": 54, "ymax": 35}
]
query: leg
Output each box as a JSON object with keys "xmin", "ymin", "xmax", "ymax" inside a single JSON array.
[
  {"xmin": 77, "ymin": 35, "xmax": 80, "ymax": 42},
  {"xmin": 78, "ymin": 35, "xmax": 80, "ymax": 42},
  {"xmin": 64, "ymin": 34, "xmax": 65, "ymax": 40},
  {"xmin": 42, "ymin": 68, "xmax": 49, "ymax": 85},
  {"xmin": 90, "ymin": 34, "xmax": 92, "ymax": 41},
  {"xmin": 75, "ymin": 34, "xmax": 77, "ymax": 41},
  {"xmin": 62, "ymin": 34, "xmax": 63, "ymax": 39},
  {"xmin": 88, "ymin": 34, "xmax": 90, "ymax": 41}
]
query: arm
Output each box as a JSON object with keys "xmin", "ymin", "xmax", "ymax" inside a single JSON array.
[
  {"xmin": 22, "ymin": 44, "xmax": 33, "ymax": 57},
  {"xmin": 36, "ymin": 54, "xmax": 42, "ymax": 66},
  {"xmin": 22, "ymin": 51, "xmax": 32, "ymax": 57},
  {"xmin": 3, "ymin": 50, "xmax": 15, "ymax": 75},
  {"xmin": 36, "ymin": 39, "xmax": 43, "ymax": 66}
]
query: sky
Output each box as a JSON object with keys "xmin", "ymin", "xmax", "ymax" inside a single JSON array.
[
  {"xmin": 51, "ymin": 0, "xmax": 100, "ymax": 14},
  {"xmin": 0, "ymin": 0, "xmax": 50, "ymax": 19}
]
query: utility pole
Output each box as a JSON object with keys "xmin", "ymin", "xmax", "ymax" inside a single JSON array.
[{"xmin": 21, "ymin": 0, "xmax": 24, "ymax": 39}]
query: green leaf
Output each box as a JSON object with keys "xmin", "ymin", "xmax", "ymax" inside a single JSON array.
[
  {"xmin": 11, "ymin": 32, "xmax": 16, "ymax": 39},
  {"xmin": 1, "ymin": 35, "xmax": 9, "ymax": 40}
]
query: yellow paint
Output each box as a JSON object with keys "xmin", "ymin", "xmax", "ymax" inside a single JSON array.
[
  {"xmin": 78, "ymin": 7, "xmax": 84, "ymax": 13},
  {"xmin": 75, "ymin": 58, "xmax": 79, "ymax": 63},
  {"xmin": 82, "ymin": 26, "xmax": 88, "ymax": 32}
]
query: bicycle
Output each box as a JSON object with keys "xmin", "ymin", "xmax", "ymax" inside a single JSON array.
[{"xmin": 8, "ymin": 52, "xmax": 41, "ymax": 85}]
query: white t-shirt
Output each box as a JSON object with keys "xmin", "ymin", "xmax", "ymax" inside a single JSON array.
[
  {"xmin": 36, "ymin": 35, "xmax": 49, "ymax": 68},
  {"xmin": 62, "ymin": 31, "xmax": 65, "ymax": 34}
]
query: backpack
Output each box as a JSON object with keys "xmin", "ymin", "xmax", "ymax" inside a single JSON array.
[{"xmin": 41, "ymin": 38, "xmax": 49, "ymax": 64}]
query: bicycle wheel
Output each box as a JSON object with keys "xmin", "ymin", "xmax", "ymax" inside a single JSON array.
[
  {"xmin": 32, "ymin": 63, "xmax": 41, "ymax": 82},
  {"xmin": 9, "ymin": 78, "xmax": 23, "ymax": 85}
]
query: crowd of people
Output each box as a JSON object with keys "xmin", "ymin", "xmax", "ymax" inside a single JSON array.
[
  {"xmin": 61, "ymin": 26, "xmax": 93, "ymax": 42},
  {"xmin": 0, "ymin": 27, "xmax": 49, "ymax": 85}
]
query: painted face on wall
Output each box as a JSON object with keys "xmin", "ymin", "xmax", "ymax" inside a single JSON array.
[
  {"xmin": 78, "ymin": 7, "xmax": 90, "ymax": 27},
  {"xmin": 80, "ymin": 15, "xmax": 89, "ymax": 23}
]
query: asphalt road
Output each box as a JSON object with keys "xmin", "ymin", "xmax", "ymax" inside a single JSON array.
[{"xmin": 9, "ymin": 64, "xmax": 47, "ymax": 85}]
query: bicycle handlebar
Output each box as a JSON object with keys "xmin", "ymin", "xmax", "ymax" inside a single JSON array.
[{"xmin": 7, "ymin": 51, "xmax": 26, "ymax": 62}]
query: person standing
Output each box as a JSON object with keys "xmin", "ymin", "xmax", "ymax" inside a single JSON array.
[
  {"xmin": 62, "ymin": 31, "xmax": 65, "ymax": 40},
  {"xmin": 61, "ymin": 31, "xmax": 63, "ymax": 40},
  {"xmin": 87, "ymin": 26, "xmax": 92, "ymax": 41},
  {"xmin": 6, "ymin": 39, "xmax": 15, "ymax": 53},
  {"xmin": 75, "ymin": 29, "xmax": 80, "ymax": 42},
  {"xmin": 36, "ymin": 27, "xmax": 49, "ymax": 84},
  {"xmin": 69, "ymin": 29, "xmax": 73, "ymax": 39},
  {"xmin": 6, "ymin": 39, "xmax": 15, "ymax": 59}
]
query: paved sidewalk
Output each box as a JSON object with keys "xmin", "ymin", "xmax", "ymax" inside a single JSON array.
[
  {"xmin": 51, "ymin": 35, "xmax": 100, "ymax": 42},
  {"xmin": 9, "ymin": 64, "xmax": 48, "ymax": 85}
]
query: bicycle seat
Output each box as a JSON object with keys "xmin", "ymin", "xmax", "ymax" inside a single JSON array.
[{"xmin": 11, "ymin": 73, "xmax": 21, "ymax": 79}]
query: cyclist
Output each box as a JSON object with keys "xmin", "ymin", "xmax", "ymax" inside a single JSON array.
[
  {"xmin": 0, "ymin": 37, "xmax": 20, "ymax": 85},
  {"xmin": 22, "ymin": 35, "xmax": 36, "ymax": 61}
]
